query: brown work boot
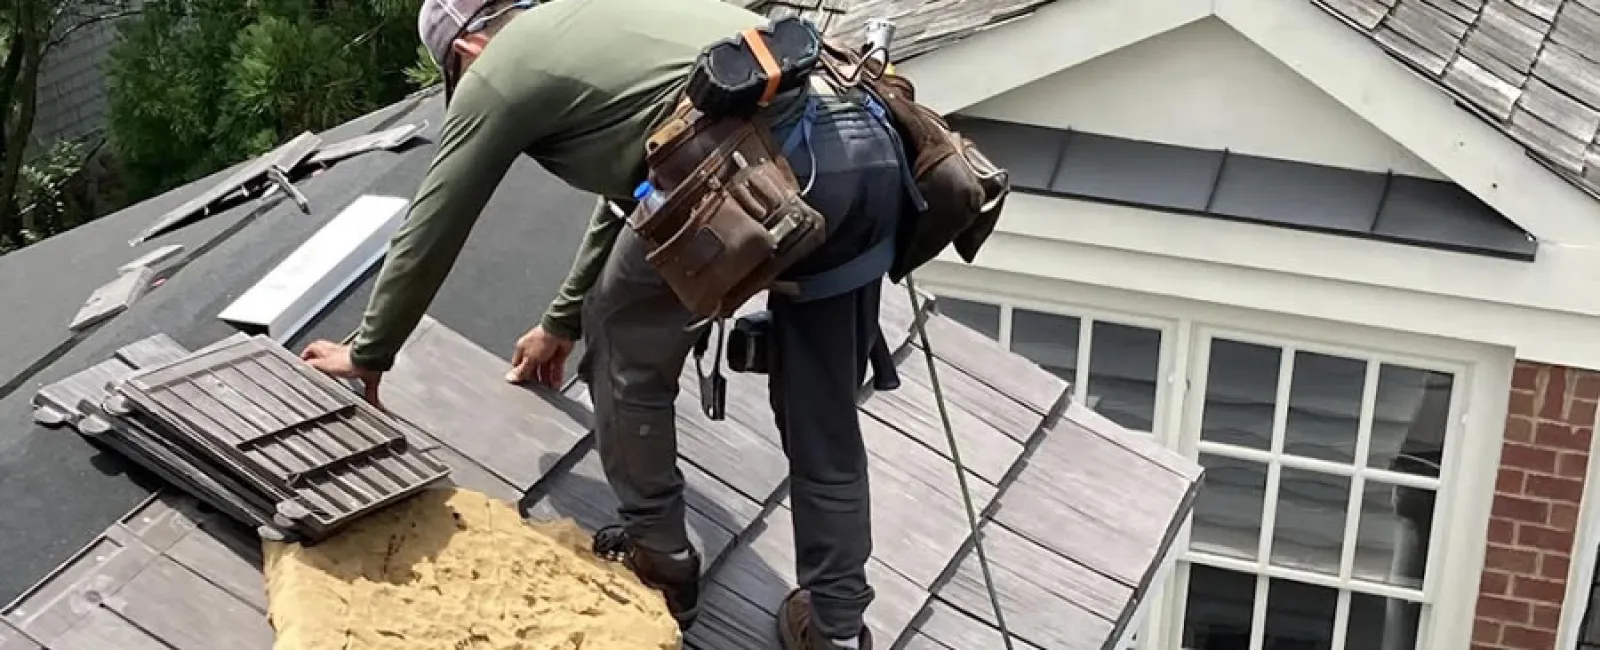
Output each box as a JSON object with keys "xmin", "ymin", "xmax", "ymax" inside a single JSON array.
[
  {"xmin": 777, "ymin": 589, "xmax": 874, "ymax": 650},
  {"xmin": 592, "ymin": 525, "xmax": 702, "ymax": 629}
]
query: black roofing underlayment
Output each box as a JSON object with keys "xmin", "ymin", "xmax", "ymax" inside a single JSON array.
[
  {"xmin": 1, "ymin": 287, "xmax": 1201, "ymax": 650},
  {"xmin": 0, "ymin": 90, "xmax": 597, "ymax": 604},
  {"xmin": 950, "ymin": 115, "xmax": 1539, "ymax": 261}
]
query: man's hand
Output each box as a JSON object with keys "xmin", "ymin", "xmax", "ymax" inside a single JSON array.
[
  {"xmin": 507, "ymin": 325, "xmax": 575, "ymax": 388},
  {"xmin": 301, "ymin": 340, "xmax": 385, "ymax": 407}
]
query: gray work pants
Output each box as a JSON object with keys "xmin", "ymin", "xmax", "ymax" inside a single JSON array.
[{"xmin": 580, "ymin": 95, "xmax": 903, "ymax": 640}]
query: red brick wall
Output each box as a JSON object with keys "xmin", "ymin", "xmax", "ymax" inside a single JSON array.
[{"xmin": 1473, "ymin": 362, "xmax": 1600, "ymax": 650}]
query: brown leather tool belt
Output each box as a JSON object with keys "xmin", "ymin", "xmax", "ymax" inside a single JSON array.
[{"xmin": 625, "ymin": 28, "xmax": 828, "ymax": 320}]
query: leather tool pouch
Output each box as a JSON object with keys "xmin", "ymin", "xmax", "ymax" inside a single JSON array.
[{"xmin": 631, "ymin": 99, "xmax": 825, "ymax": 320}]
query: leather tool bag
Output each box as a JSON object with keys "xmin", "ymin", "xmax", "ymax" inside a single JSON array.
[
  {"xmin": 815, "ymin": 39, "xmax": 1012, "ymax": 282},
  {"xmin": 627, "ymin": 29, "xmax": 827, "ymax": 320}
]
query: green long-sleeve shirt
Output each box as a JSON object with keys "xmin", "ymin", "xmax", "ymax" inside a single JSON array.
[{"xmin": 348, "ymin": 0, "xmax": 770, "ymax": 371}]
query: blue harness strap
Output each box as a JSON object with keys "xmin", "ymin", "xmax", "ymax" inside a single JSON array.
[
  {"xmin": 769, "ymin": 89, "xmax": 915, "ymax": 303},
  {"xmin": 777, "ymin": 235, "xmax": 896, "ymax": 302},
  {"xmin": 781, "ymin": 95, "xmax": 817, "ymax": 159},
  {"xmin": 861, "ymin": 93, "xmax": 927, "ymax": 212}
]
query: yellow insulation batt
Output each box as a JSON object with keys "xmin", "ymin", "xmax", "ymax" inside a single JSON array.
[{"xmin": 261, "ymin": 487, "xmax": 682, "ymax": 650}]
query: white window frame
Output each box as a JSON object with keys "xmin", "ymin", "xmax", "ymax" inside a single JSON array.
[
  {"xmin": 919, "ymin": 266, "xmax": 1513, "ymax": 650},
  {"xmin": 928, "ymin": 284, "xmax": 1181, "ymax": 438},
  {"xmin": 1168, "ymin": 326, "xmax": 1468, "ymax": 650}
]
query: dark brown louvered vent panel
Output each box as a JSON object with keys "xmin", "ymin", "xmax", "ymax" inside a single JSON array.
[{"xmin": 108, "ymin": 337, "xmax": 449, "ymax": 539}]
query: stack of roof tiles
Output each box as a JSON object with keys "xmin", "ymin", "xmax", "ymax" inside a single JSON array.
[{"xmin": 29, "ymin": 333, "xmax": 452, "ymax": 545}]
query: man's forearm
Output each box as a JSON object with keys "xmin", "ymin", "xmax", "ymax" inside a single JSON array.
[
  {"xmin": 349, "ymin": 223, "xmax": 464, "ymax": 371},
  {"xmin": 540, "ymin": 196, "xmax": 628, "ymax": 340},
  {"xmin": 346, "ymin": 72, "xmax": 527, "ymax": 370}
]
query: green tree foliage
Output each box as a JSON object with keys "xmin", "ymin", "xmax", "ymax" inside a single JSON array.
[
  {"xmin": 13, "ymin": 139, "xmax": 91, "ymax": 246},
  {"xmin": 1, "ymin": 0, "xmax": 138, "ymax": 251},
  {"xmin": 107, "ymin": 0, "xmax": 430, "ymax": 201}
]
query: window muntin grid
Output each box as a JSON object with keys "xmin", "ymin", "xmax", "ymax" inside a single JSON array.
[
  {"xmin": 933, "ymin": 294, "xmax": 1169, "ymax": 435},
  {"xmin": 1181, "ymin": 329, "xmax": 1463, "ymax": 650}
]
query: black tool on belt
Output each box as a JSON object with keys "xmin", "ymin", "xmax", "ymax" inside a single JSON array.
[
  {"xmin": 692, "ymin": 320, "xmax": 729, "ymax": 421},
  {"xmin": 693, "ymin": 310, "xmax": 900, "ymax": 421}
]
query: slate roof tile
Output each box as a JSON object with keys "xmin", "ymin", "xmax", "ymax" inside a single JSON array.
[
  {"xmin": 1319, "ymin": 0, "xmax": 1600, "ymax": 198},
  {"xmin": 3, "ymin": 288, "xmax": 1198, "ymax": 649}
]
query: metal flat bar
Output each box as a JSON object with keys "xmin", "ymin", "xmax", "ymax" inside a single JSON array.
[
  {"xmin": 307, "ymin": 122, "xmax": 427, "ymax": 165},
  {"xmin": 117, "ymin": 244, "xmax": 186, "ymax": 275},
  {"xmin": 131, "ymin": 132, "xmax": 322, "ymax": 246},
  {"xmin": 217, "ymin": 195, "xmax": 409, "ymax": 342}
]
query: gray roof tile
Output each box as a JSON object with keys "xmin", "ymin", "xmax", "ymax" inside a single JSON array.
[
  {"xmin": 4, "ymin": 287, "xmax": 1198, "ymax": 650},
  {"xmin": 751, "ymin": 0, "xmax": 1600, "ymax": 203},
  {"xmin": 1319, "ymin": 0, "xmax": 1600, "ymax": 198}
]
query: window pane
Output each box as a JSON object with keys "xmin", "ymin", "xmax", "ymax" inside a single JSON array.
[
  {"xmin": 1011, "ymin": 308, "xmax": 1080, "ymax": 382},
  {"xmin": 1284, "ymin": 351, "xmax": 1366, "ymax": 464},
  {"xmin": 1183, "ymin": 564, "xmax": 1255, "ymax": 650},
  {"xmin": 1271, "ymin": 467, "xmax": 1350, "ymax": 576},
  {"xmin": 1201, "ymin": 339, "xmax": 1281, "ymax": 450},
  {"xmin": 935, "ymin": 297, "xmax": 1001, "ymax": 341},
  {"xmin": 1088, "ymin": 321, "xmax": 1161, "ymax": 431},
  {"xmin": 1368, "ymin": 364, "xmax": 1453, "ymax": 477},
  {"xmin": 1348, "ymin": 591, "xmax": 1422, "ymax": 650},
  {"xmin": 1353, "ymin": 480, "xmax": 1434, "ymax": 589},
  {"xmin": 1192, "ymin": 453, "xmax": 1267, "ymax": 561},
  {"xmin": 1264, "ymin": 578, "xmax": 1338, "ymax": 649}
]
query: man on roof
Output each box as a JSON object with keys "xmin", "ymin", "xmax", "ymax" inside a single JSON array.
[{"xmin": 297, "ymin": 0, "xmax": 901, "ymax": 648}]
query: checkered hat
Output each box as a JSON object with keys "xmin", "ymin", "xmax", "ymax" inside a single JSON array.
[{"xmin": 418, "ymin": 0, "xmax": 491, "ymax": 70}]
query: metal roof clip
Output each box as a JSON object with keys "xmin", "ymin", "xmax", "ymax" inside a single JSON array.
[{"xmin": 262, "ymin": 165, "xmax": 310, "ymax": 214}]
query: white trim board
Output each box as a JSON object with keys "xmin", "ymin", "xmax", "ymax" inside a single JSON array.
[
  {"xmin": 1560, "ymin": 399, "xmax": 1600, "ymax": 650},
  {"xmin": 899, "ymin": 0, "xmax": 1208, "ymax": 117},
  {"xmin": 930, "ymin": 194, "xmax": 1600, "ymax": 369},
  {"xmin": 898, "ymin": 0, "xmax": 1600, "ymax": 245},
  {"xmin": 1116, "ymin": 536, "xmax": 1181, "ymax": 650},
  {"xmin": 218, "ymin": 195, "xmax": 409, "ymax": 342}
]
